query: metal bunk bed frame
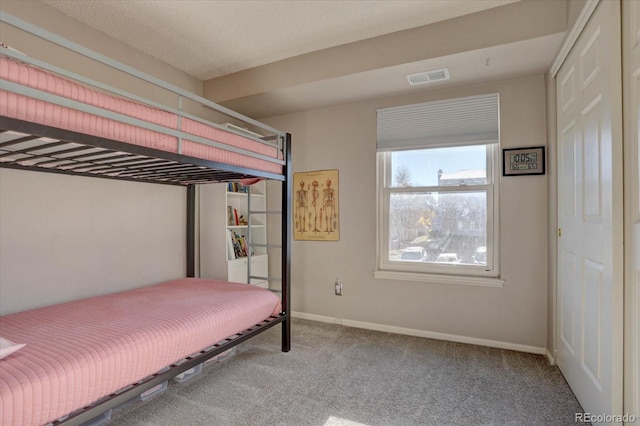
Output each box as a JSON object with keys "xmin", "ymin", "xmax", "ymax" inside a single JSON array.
[{"xmin": 0, "ymin": 13, "xmax": 291, "ymax": 426}]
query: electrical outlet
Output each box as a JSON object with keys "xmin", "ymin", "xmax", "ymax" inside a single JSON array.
[{"xmin": 335, "ymin": 279, "xmax": 343, "ymax": 296}]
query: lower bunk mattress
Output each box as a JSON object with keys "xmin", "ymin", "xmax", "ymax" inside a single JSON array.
[{"xmin": 0, "ymin": 278, "xmax": 281, "ymax": 426}]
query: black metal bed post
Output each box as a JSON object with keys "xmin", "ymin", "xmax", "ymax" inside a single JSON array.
[
  {"xmin": 186, "ymin": 184, "xmax": 196, "ymax": 278},
  {"xmin": 282, "ymin": 133, "xmax": 292, "ymax": 352}
]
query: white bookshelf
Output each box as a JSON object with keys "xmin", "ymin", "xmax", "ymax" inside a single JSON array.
[{"xmin": 199, "ymin": 181, "xmax": 268, "ymax": 288}]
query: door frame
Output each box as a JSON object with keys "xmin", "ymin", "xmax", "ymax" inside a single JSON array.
[
  {"xmin": 622, "ymin": 0, "xmax": 640, "ymax": 418},
  {"xmin": 548, "ymin": 0, "xmax": 601, "ymax": 368},
  {"xmin": 551, "ymin": 0, "xmax": 625, "ymax": 418}
]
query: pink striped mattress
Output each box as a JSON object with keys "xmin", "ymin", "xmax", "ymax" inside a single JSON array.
[
  {"xmin": 0, "ymin": 55, "xmax": 282, "ymax": 175},
  {"xmin": 0, "ymin": 278, "xmax": 281, "ymax": 426}
]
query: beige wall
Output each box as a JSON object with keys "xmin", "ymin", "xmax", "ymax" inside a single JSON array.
[
  {"xmin": 265, "ymin": 75, "xmax": 549, "ymax": 349},
  {"xmin": 0, "ymin": 1, "xmax": 229, "ymax": 122},
  {"xmin": 567, "ymin": 0, "xmax": 589, "ymax": 29},
  {"xmin": 0, "ymin": 1, "xmax": 550, "ymax": 349},
  {"xmin": 0, "ymin": 169, "xmax": 186, "ymax": 315},
  {"xmin": 1, "ymin": 1, "xmax": 201, "ymax": 95},
  {"xmin": 0, "ymin": 2, "xmax": 198, "ymax": 314}
]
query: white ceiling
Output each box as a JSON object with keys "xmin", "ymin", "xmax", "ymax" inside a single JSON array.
[
  {"xmin": 41, "ymin": 0, "xmax": 521, "ymax": 80},
  {"xmin": 39, "ymin": 0, "xmax": 566, "ymax": 118},
  {"xmin": 221, "ymin": 32, "xmax": 565, "ymax": 118}
]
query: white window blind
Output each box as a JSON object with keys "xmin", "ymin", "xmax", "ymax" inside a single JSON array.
[{"xmin": 376, "ymin": 93, "xmax": 500, "ymax": 151}]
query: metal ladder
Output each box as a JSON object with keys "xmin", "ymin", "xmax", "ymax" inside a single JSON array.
[{"xmin": 245, "ymin": 184, "xmax": 284, "ymax": 291}]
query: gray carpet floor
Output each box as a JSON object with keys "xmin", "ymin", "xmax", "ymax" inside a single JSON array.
[{"xmin": 108, "ymin": 318, "xmax": 586, "ymax": 426}]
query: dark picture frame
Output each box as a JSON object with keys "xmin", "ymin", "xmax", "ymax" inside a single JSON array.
[{"xmin": 502, "ymin": 146, "xmax": 545, "ymax": 176}]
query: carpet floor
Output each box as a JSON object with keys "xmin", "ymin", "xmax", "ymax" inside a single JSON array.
[{"xmin": 108, "ymin": 318, "xmax": 586, "ymax": 426}]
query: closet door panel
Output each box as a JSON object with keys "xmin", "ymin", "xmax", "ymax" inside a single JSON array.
[{"xmin": 556, "ymin": 0, "xmax": 623, "ymax": 418}]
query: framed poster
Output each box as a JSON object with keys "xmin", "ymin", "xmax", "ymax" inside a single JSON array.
[
  {"xmin": 502, "ymin": 146, "xmax": 545, "ymax": 176},
  {"xmin": 293, "ymin": 169, "xmax": 339, "ymax": 241}
]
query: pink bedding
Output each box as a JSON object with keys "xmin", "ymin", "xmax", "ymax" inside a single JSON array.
[
  {"xmin": 0, "ymin": 278, "xmax": 281, "ymax": 426},
  {"xmin": 0, "ymin": 55, "xmax": 282, "ymax": 175}
]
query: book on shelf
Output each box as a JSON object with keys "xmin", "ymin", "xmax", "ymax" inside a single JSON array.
[
  {"xmin": 227, "ymin": 182, "xmax": 248, "ymax": 193},
  {"xmin": 227, "ymin": 206, "xmax": 234, "ymax": 226},
  {"xmin": 227, "ymin": 206, "xmax": 244, "ymax": 226},
  {"xmin": 227, "ymin": 229, "xmax": 236, "ymax": 259},
  {"xmin": 227, "ymin": 229, "xmax": 254, "ymax": 259},
  {"xmin": 228, "ymin": 229, "xmax": 243, "ymax": 259}
]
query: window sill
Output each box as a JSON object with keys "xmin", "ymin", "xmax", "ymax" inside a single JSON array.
[{"xmin": 373, "ymin": 270, "xmax": 504, "ymax": 288}]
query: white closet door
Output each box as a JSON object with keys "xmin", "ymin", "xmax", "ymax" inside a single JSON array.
[
  {"xmin": 623, "ymin": 0, "xmax": 640, "ymax": 418},
  {"xmin": 556, "ymin": 0, "xmax": 623, "ymax": 420}
]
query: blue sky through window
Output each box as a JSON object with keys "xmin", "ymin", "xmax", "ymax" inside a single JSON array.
[{"xmin": 391, "ymin": 145, "xmax": 487, "ymax": 187}]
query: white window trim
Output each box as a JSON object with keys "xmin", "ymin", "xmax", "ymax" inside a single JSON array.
[
  {"xmin": 373, "ymin": 269, "xmax": 504, "ymax": 288},
  {"xmin": 375, "ymin": 144, "xmax": 501, "ymax": 286}
]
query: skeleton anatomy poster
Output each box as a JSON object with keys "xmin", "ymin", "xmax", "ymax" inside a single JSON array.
[{"xmin": 293, "ymin": 169, "xmax": 339, "ymax": 241}]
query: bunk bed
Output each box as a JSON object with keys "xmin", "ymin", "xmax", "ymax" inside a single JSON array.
[{"xmin": 0, "ymin": 12, "xmax": 291, "ymax": 426}]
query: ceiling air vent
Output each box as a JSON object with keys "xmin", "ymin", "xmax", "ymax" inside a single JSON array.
[{"xmin": 406, "ymin": 68, "xmax": 450, "ymax": 86}]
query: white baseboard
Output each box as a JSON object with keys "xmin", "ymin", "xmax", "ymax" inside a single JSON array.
[
  {"xmin": 546, "ymin": 348, "xmax": 556, "ymax": 365},
  {"xmin": 292, "ymin": 311, "xmax": 341, "ymax": 324},
  {"xmin": 292, "ymin": 311, "xmax": 547, "ymax": 355}
]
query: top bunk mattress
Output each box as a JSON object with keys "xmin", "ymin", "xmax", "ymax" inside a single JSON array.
[
  {"xmin": 0, "ymin": 54, "xmax": 283, "ymax": 177},
  {"xmin": 0, "ymin": 278, "xmax": 282, "ymax": 426}
]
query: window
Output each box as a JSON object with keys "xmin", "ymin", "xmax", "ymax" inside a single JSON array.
[{"xmin": 375, "ymin": 94, "xmax": 500, "ymax": 282}]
